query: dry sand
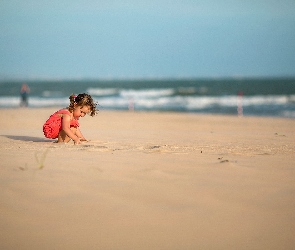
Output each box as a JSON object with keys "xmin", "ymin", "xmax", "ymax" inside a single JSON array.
[{"xmin": 0, "ymin": 108, "xmax": 294, "ymax": 250}]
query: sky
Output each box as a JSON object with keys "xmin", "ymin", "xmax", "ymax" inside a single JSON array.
[{"xmin": 1, "ymin": 0, "xmax": 295, "ymax": 79}]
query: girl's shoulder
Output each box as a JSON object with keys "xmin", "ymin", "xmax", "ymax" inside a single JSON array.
[{"xmin": 54, "ymin": 108, "xmax": 71, "ymax": 117}]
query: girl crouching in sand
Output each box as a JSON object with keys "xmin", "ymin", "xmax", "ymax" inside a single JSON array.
[{"xmin": 43, "ymin": 93, "xmax": 97, "ymax": 144}]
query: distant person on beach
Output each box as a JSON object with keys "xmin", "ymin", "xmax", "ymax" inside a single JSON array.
[
  {"xmin": 20, "ymin": 83, "xmax": 30, "ymax": 107},
  {"xmin": 43, "ymin": 93, "xmax": 97, "ymax": 144}
]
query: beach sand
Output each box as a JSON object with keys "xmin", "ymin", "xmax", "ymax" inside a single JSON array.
[{"xmin": 0, "ymin": 108, "xmax": 294, "ymax": 249}]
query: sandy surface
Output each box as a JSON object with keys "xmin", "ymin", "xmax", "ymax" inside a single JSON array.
[{"xmin": 0, "ymin": 108, "xmax": 294, "ymax": 249}]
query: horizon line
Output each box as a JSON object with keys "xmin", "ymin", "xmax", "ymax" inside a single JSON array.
[{"xmin": 1, "ymin": 75, "xmax": 295, "ymax": 82}]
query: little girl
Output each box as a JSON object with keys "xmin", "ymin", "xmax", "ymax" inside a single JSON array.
[{"xmin": 43, "ymin": 93, "xmax": 97, "ymax": 144}]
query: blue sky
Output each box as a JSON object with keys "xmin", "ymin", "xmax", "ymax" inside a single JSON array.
[{"xmin": 1, "ymin": 0, "xmax": 295, "ymax": 79}]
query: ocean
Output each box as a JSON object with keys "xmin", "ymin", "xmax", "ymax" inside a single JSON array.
[{"xmin": 1, "ymin": 78, "xmax": 295, "ymax": 118}]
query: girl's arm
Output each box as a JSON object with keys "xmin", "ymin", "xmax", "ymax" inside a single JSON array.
[
  {"xmin": 76, "ymin": 127, "xmax": 88, "ymax": 141},
  {"xmin": 61, "ymin": 114, "xmax": 80, "ymax": 144}
]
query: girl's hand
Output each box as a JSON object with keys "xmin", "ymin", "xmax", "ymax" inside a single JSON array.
[
  {"xmin": 74, "ymin": 138, "xmax": 81, "ymax": 145},
  {"xmin": 80, "ymin": 138, "xmax": 88, "ymax": 142}
]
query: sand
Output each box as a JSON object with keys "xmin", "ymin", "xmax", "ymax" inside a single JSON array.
[{"xmin": 0, "ymin": 108, "xmax": 294, "ymax": 250}]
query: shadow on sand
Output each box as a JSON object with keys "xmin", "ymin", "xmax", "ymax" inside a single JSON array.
[{"xmin": 3, "ymin": 135, "xmax": 53, "ymax": 142}]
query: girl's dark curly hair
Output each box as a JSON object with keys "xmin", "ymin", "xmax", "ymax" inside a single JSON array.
[{"xmin": 68, "ymin": 93, "xmax": 98, "ymax": 116}]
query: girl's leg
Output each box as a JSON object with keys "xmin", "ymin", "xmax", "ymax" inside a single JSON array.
[{"xmin": 57, "ymin": 127, "xmax": 77, "ymax": 143}]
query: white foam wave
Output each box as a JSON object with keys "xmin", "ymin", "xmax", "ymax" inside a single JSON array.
[
  {"xmin": 241, "ymin": 95, "xmax": 289, "ymax": 106},
  {"xmin": 120, "ymin": 88, "xmax": 175, "ymax": 98},
  {"xmin": 281, "ymin": 111, "xmax": 295, "ymax": 118},
  {"xmin": 0, "ymin": 97, "xmax": 20, "ymax": 107},
  {"xmin": 0, "ymin": 96, "xmax": 68, "ymax": 108},
  {"xmin": 29, "ymin": 97, "xmax": 69, "ymax": 107},
  {"xmin": 42, "ymin": 90, "xmax": 64, "ymax": 97},
  {"xmin": 87, "ymin": 88, "xmax": 119, "ymax": 96},
  {"xmin": 96, "ymin": 97, "xmax": 129, "ymax": 109},
  {"xmin": 0, "ymin": 95, "xmax": 294, "ymax": 118},
  {"xmin": 86, "ymin": 87, "xmax": 175, "ymax": 98}
]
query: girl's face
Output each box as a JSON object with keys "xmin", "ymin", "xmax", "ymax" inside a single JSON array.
[{"xmin": 73, "ymin": 105, "xmax": 90, "ymax": 119}]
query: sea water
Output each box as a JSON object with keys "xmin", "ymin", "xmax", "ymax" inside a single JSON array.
[{"xmin": 0, "ymin": 78, "xmax": 295, "ymax": 118}]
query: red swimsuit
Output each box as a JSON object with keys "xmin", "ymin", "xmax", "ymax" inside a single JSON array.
[{"xmin": 43, "ymin": 109, "xmax": 79, "ymax": 139}]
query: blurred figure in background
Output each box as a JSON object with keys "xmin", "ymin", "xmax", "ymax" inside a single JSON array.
[{"xmin": 20, "ymin": 83, "xmax": 30, "ymax": 107}]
